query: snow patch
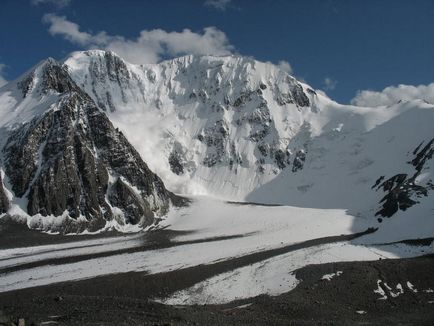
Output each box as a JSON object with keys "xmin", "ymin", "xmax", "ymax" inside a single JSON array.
[{"xmin": 321, "ymin": 271, "xmax": 343, "ymax": 281}]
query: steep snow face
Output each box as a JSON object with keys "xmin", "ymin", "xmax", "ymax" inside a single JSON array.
[
  {"xmin": 65, "ymin": 51, "xmax": 321, "ymax": 199},
  {"xmin": 64, "ymin": 51, "xmax": 329, "ymax": 197},
  {"xmin": 65, "ymin": 51, "xmax": 434, "ymax": 220}
]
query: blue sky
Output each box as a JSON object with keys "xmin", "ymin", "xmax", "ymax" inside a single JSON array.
[{"xmin": 0, "ymin": 0, "xmax": 433, "ymax": 104}]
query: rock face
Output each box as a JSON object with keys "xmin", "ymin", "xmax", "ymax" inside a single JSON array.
[
  {"xmin": 0, "ymin": 175, "xmax": 9, "ymax": 214},
  {"xmin": 1, "ymin": 59, "xmax": 182, "ymax": 232},
  {"xmin": 373, "ymin": 138, "xmax": 434, "ymax": 218}
]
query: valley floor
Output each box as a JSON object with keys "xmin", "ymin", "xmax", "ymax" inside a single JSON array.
[
  {"xmin": 0, "ymin": 197, "xmax": 433, "ymax": 325},
  {"xmin": 0, "ymin": 255, "xmax": 433, "ymax": 325}
]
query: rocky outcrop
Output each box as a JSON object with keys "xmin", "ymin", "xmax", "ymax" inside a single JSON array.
[
  {"xmin": 374, "ymin": 138, "xmax": 434, "ymax": 218},
  {"xmin": 169, "ymin": 151, "xmax": 185, "ymax": 175},
  {"xmin": 200, "ymin": 120, "xmax": 230, "ymax": 168},
  {"xmin": 0, "ymin": 174, "xmax": 9, "ymax": 214},
  {"xmin": 275, "ymin": 79, "xmax": 310, "ymax": 107},
  {"xmin": 85, "ymin": 51, "xmax": 144, "ymax": 110},
  {"xmin": 292, "ymin": 150, "xmax": 306, "ymax": 172},
  {"xmin": 2, "ymin": 60, "xmax": 183, "ymax": 232}
]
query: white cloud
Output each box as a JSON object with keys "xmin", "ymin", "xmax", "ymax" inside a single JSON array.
[
  {"xmin": 204, "ymin": 0, "xmax": 231, "ymax": 10},
  {"xmin": 315, "ymin": 89, "xmax": 330, "ymax": 98},
  {"xmin": 351, "ymin": 83, "xmax": 434, "ymax": 107},
  {"xmin": 265, "ymin": 60, "xmax": 294, "ymax": 75},
  {"xmin": 42, "ymin": 14, "xmax": 234, "ymax": 65},
  {"xmin": 31, "ymin": 0, "xmax": 71, "ymax": 8},
  {"xmin": 0, "ymin": 64, "xmax": 7, "ymax": 87},
  {"xmin": 43, "ymin": 14, "xmax": 93, "ymax": 46},
  {"xmin": 276, "ymin": 60, "xmax": 293, "ymax": 75},
  {"xmin": 323, "ymin": 77, "xmax": 337, "ymax": 91}
]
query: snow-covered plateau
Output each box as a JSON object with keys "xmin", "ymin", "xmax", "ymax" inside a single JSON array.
[{"xmin": 0, "ymin": 50, "xmax": 433, "ymax": 304}]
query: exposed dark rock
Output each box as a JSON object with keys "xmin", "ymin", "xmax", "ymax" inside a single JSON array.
[
  {"xmin": 202, "ymin": 120, "xmax": 229, "ymax": 167},
  {"xmin": 233, "ymin": 91, "xmax": 255, "ymax": 108},
  {"xmin": 291, "ymin": 84, "xmax": 310, "ymax": 107},
  {"xmin": 409, "ymin": 138, "xmax": 434, "ymax": 172},
  {"xmin": 233, "ymin": 101, "xmax": 273, "ymax": 143},
  {"xmin": 103, "ymin": 51, "xmax": 130, "ymax": 85},
  {"xmin": 257, "ymin": 143, "xmax": 269, "ymax": 157},
  {"xmin": 41, "ymin": 59, "xmax": 78, "ymax": 94},
  {"xmin": 86, "ymin": 51, "xmax": 133, "ymax": 109},
  {"xmin": 169, "ymin": 151, "xmax": 184, "ymax": 175},
  {"xmin": 203, "ymin": 155, "xmax": 218, "ymax": 167},
  {"xmin": 371, "ymin": 176, "xmax": 385, "ymax": 189},
  {"xmin": 17, "ymin": 71, "xmax": 35, "ymax": 98},
  {"xmin": 198, "ymin": 89, "xmax": 208, "ymax": 103},
  {"xmin": 275, "ymin": 83, "xmax": 310, "ymax": 107},
  {"xmin": 108, "ymin": 178, "xmax": 152, "ymax": 225},
  {"xmin": 17, "ymin": 58, "xmax": 79, "ymax": 98},
  {"xmin": 306, "ymin": 88, "xmax": 317, "ymax": 95},
  {"xmin": 3, "ymin": 115, "xmax": 52, "ymax": 197},
  {"xmin": 274, "ymin": 149, "xmax": 287, "ymax": 169},
  {"xmin": 292, "ymin": 150, "xmax": 306, "ymax": 172},
  {"xmin": 374, "ymin": 138, "xmax": 434, "ymax": 217},
  {"xmin": 249, "ymin": 125, "xmax": 270, "ymax": 142},
  {"xmin": 374, "ymin": 174, "xmax": 419, "ymax": 217},
  {"xmin": 276, "ymin": 92, "xmax": 294, "ymax": 106},
  {"xmin": 105, "ymin": 91, "xmax": 116, "ymax": 112},
  {"xmin": 247, "ymin": 102, "xmax": 271, "ymax": 124},
  {"xmin": 0, "ymin": 175, "xmax": 9, "ymax": 214}
]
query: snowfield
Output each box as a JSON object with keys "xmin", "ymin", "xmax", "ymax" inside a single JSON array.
[
  {"xmin": 161, "ymin": 241, "xmax": 431, "ymax": 305},
  {"xmin": 1, "ymin": 197, "xmax": 433, "ymax": 303}
]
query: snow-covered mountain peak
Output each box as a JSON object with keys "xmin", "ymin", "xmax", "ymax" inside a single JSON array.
[
  {"xmin": 0, "ymin": 50, "xmax": 433, "ymax": 233},
  {"xmin": 60, "ymin": 51, "xmax": 434, "ymax": 207},
  {"xmin": 64, "ymin": 49, "xmax": 315, "ymax": 108},
  {"xmin": 62, "ymin": 50, "xmax": 325, "ymax": 198},
  {"xmin": 0, "ymin": 58, "xmax": 78, "ymax": 135}
]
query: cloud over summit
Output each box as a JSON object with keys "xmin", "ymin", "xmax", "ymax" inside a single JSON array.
[
  {"xmin": 351, "ymin": 83, "xmax": 434, "ymax": 106},
  {"xmin": 43, "ymin": 14, "xmax": 235, "ymax": 65}
]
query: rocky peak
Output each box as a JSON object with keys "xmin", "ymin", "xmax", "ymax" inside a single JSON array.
[
  {"xmin": 17, "ymin": 58, "xmax": 77, "ymax": 98},
  {"xmin": 1, "ymin": 61, "xmax": 184, "ymax": 233}
]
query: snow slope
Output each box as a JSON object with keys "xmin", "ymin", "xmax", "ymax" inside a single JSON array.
[
  {"xmin": 162, "ymin": 241, "xmax": 432, "ymax": 305},
  {"xmin": 1, "ymin": 197, "xmax": 432, "ymax": 299},
  {"xmin": 0, "ymin": 198, "xmax": 434, "ymax": 294}
]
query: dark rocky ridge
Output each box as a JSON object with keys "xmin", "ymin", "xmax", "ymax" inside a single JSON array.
[
  {"xmin": 374, "ymin": 138, "xmax": 434, "ymax": 218},
  {"xmin": 2, "ymin": 59, "xmax": 183, "ymax": 232},
  {"xmin": 0, "ymin": 175, "xmax": 9, "ymax": 214}
]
